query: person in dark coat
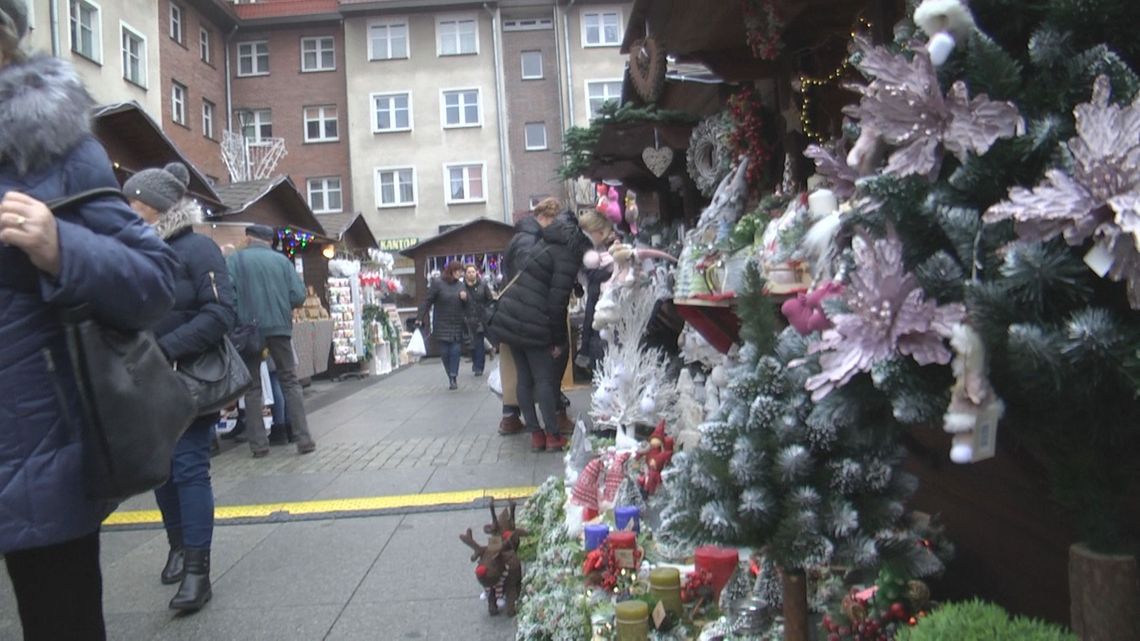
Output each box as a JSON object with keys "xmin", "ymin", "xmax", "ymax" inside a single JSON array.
[
  {"xmin": 462, "ymin": 264, "xmax": 493, "ymax": 376},
  {"xmin": 0, "ymin": 9, "xmax": 178, "ymax": 638},
  {"xmin": 417, "ymin": 260, "xmax": 468, "ymax": 390},
  {"xmin": 125, "ymin": 162, "xmax": 236, "ymax": 613},
  {"xmin": 489, "ymin": 198, "xmax": 592, "ymax": 451},
  {"xmin": 574, "ymin": 211, "xmax": 617, "ymax": 371}
]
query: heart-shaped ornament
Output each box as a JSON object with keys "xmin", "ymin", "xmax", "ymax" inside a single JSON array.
[{"xmin": 642, "ymin": 146, "xmax": 674, "ymax": 177}]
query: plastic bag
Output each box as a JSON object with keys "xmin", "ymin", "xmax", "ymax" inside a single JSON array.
[
  {"xmin": 488, "ymin": 362, "xmax": 502, "ymax": 397},
  {"xmin": 407, "ymin": 329, "xmax": 427, "ymax": 357}
]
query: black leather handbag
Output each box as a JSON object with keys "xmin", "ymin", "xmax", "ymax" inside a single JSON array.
[
  {"xmin": 175, "ymin": 335, "xmax": 253, "ymax": 415},
  {"xmin": 49, "ymin": 189, "xmax": 197, "ymax": 501}
]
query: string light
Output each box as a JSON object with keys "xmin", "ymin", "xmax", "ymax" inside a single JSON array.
[
  {"xmin": 798, "ymin": 17, "xmax": 873, "ymax": 142},
  {"xmin": 277, "ymin": 227, "xmax": 315, "ymax": 258}
]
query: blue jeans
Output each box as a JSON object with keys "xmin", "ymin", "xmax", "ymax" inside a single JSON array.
[
  {"xmin": 154, "ymin": 415, "xmax": 216, "ymax": 549},
  {"xmin": 471, "ymin": 332, "xmax": 486, "ymax": 374},
  {"xmin": 269, "ymin": 371, "xmax": 286, "ymax": 425},
  {"xmin": 440, "ymin": 340, "xmax": 461, "ymax": 379}
]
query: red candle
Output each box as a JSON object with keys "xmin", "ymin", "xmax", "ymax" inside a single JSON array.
[
  {"xmin": 694, "ymin": 545, "xmax": 738, "ymax": 597},
  {"xmin": 608, "ymin": 531, "xmax": 638, "ymax": 569}
]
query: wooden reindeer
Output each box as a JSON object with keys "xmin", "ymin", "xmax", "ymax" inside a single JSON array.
[{"xmin": 459, "ymin": 499, "xmax": 525, "ymax": 616}]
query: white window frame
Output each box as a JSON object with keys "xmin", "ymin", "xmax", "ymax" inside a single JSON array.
[
  {"xmin": 171, "ymin": 82, "xmax": 188, "ymax": 126},
  {"xmin": 120, "ymin": 22, "xmax": 147, "ymax": 88},
  {"xmin": 237, "ymin": 108, "xmax": 273, "ymax": 143},
  {"xmin": 169, "ymin": 2, "xmax": 183, "ymax": 43},
  {"xmin": 581, "ymin": 9, "xmax": 622, "ymax": 47},
  {"xmin": 521, "ymin": 50, "xmax": 543, "ymax": 80},
  {"xmin": 300, "ymin": 36, "xmax": 336, "ymax": 72},
  {"xmin": 440, "ymin": 88, "xmax": 482, "ymax": 129},
  {"xmin": 524, "ymin": 122, "xmax": 548, "ymax": 151},
  {"xmin": 367, "ymin": 18, "xmax": 409, "ymax": 61},
  {"xmin": 303, "ymin": 105, "xmax": 339, "ymax": 143},
  {"xmin": 307, "ymin": 177, "xmax": 343, "ymax": 214},
  {"xmin": 202, "ymin": 99, "xmax": 215, "ymax": 139},
  {"xmin": 374, "ymin": 166, "xmax": 417, "ymax": 209},
  {"xmin": 436, "ymin": 14, "xmax": 478, "ymax": 56},
  {"xmin": 200, "ymin": 27, "xmax": 211, "ymax": 64},
  {"xmin": 236, "ymin": 41, "xmax": 269, "ymax": 77},
  {"xmin": 586, "ymin": 78, "xmax": 623, "ymax": 117},
  {"xmin": 370, "ymin": 91, "xmax": 413, "ymax": 133},
  {"xmin": 443, "ymin": 162, "xmax": 487, "ymax": 204},
  {"xmin": 69, "ymin": 0, "xmax": 103, "ymax": 63}
]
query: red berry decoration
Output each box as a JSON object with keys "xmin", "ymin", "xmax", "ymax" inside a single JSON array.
[{"xmin": 889, "ymin": 602, "xmax": 908, "ymax": 620}]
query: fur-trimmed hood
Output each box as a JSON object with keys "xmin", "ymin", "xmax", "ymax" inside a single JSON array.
[
  {"xmin": 152, "ymin": 198, "xmax": 204, "ymax": 240},
  {"xmin": 0, "ymin": 54, "xmax": 94, "ymax": 176}
]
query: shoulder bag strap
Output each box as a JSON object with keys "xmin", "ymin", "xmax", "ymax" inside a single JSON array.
[{"xmin": 494, "ymin": 245, "xmax": 549, "ymax": 301}]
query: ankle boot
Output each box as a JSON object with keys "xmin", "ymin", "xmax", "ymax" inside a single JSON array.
[
  {"xmin": 169, "ymin": 548, "xmax": 211, "ymax": 611},
  {"xmin": 268, "ymin": 424, "xmax": 288, "ymax": 446},
  {"xmin": 448, "ymin": 376, "xmax": 458, "ymax": 390},
  {"xmin": 161, "ymin": 531, "xmax": 184, "ymax": 585},
  {"xmin": 284, "ymin": 423, "xmax": 296, "ymax": 444}
]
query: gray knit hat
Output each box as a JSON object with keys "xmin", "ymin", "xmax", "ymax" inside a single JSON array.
[
  {"xmin": 0, "ymin": 0, "xmax": 28, "ymax": 38},
  {"xmin": 123, "ymin": 162, "xmax": 190, "ymax": 212},
  {"xmin": 245, "ymin": 224, "xmax": 277, "ymax": 242}
]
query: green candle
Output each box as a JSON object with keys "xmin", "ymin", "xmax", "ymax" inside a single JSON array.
[
  {"xmin": 614, "ymin": 600, "xmax": 649, "ymax": 641},
  {"xmin": 649, "ymin": 567, "xmax": 683, "ymax": 619}
]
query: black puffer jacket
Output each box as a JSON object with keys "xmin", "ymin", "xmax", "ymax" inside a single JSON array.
[
  {"xmin": 150, "ymin": 199, "xmax": 237, "ymax": 362},
  {"xmin": 492, "ymin": 216, "xmax": 590, "ymax": 349},
  {"xmin": 463, "ymin": 278, "xmax": 493, "ymax": 335},
  {"xmin": 418, "ymin": 277, "xmax": 468, "ymax": 342}
]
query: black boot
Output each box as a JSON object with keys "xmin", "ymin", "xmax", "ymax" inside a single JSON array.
[
  {"xmin": 268, "ymin": 424, "xmax": 288, "ymax": 446},
  {"xmin": 448, "ymin": 376, "xmax": 458, "ymax": 390},
  {"xmin": 284, "ymin": 423, "xmax": 296, "ymax": 444},
  {"xmin": 169, "ymin": 548, "xmax": 211, "ymax": 612},
  {"xmin": 161, "ymin": 530, "xmax": 184, "ymax": 585}
]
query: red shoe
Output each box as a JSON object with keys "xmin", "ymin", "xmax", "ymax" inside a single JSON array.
[
  {"xmin": 530, "ymin": 431, "xmax": 546, "ymax": 452},
  {"xmin": 545, "ymin": 433, "xmax": 568, "ymax": 451}
]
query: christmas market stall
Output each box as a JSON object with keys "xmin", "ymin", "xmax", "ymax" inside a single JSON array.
[
  {"xmin": 400, "ymin": 218, "xmax": 515, "ymax": 357},
  {"xmin": 505, "ymin": 1, "xmax": 1140, "ymax": 640}
]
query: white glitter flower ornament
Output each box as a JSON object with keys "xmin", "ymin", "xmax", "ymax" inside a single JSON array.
[
  {"xmin": 985, "ymin": 76, "xmax": 1140, "ymax": 307},
  {"xmin": 842, "ymin": 35, "xmax": 1022, "ymax": 179},
  {"xmin": 805, "ymin": 232, "xmax": 966, "ymax": 401}
]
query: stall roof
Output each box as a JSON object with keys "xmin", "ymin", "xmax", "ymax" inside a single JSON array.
[
  {"xmin": 91, "ymin": 101, "xmax": 225, "ymax": 213},
  {"xmin": 399, "ymin": 218, "xmax": 515, "ymax": 258},
  {"xmin": 212, "ymin": 176, "xmax": 329, "ymax": 239},
  {"xmin": 315, "ymin": 211, "xmax": 379, "ymax": 250}
]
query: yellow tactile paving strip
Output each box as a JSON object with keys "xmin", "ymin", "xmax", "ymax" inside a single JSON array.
[{"xmin": 103, "ymin": 485, "xmax": 538, "ymax": 527}]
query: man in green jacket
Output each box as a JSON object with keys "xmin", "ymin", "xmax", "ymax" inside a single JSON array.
[{"xmin": 228, "ymin": 225, "xmax": 315, "ymax": 457}]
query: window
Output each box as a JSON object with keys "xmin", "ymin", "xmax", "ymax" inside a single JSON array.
[
  {"xmin": 69, "ymin": 0, "xmax": 101, "ymax": 61},
  {"xmin": 171, "ymin": 82, "xmax": 187, "ymax": 126},
  {"xmin": 237, "ymin": 41, "xmax": 269, "ymax": 76},
  {"xmin": 437, "ymin": 17, "xmax": 477, "ymax": 56},
  {"xmin": 368, "ymin": 20, "xmax": 408, "ymax": 60},
  {"xmin": 441, "ymin": 89, "xmax": 480, "ymax": 128},
  {"xmin": 303, "ymin": 105, "xmax": 338, "ymax": 142},
  {"xmin": 521, "ymin": 50, "xmax": 542, "ymax": 79},
  {"xmin": 375, "ymin": 167, "xmax": 416, "ymax": 208},
  {"xmin": 371, "ymin": 92, "xmax": 411, "ymax": 132},
  {"xmin": 120, "ymin": 23, "xmax": 146, "ymax": 87},
  {"xmin": 200, "ymin": 28, "xmax": 211, "ymax": 63},
  {"xmin": 504, "ymin": 18, "xmax": 554, "ymax": 31},
  {"xmin": 169, "ymin": 2, "xmax": 183, "ymax": 43},
  {"xmin": 202, "ymin": 100, "xmax": 215, "ymax": 139},
  {"xmin": 307, "ymin": 177, "xmax": 343, "ymax": 213},
  {"xmin": 582, "ymin": 10, "xmax": 622, "ymax": 47},
  {"xmin": 524, "ymin": 122, "xmax": 548, "ymax": 151},
  {"xmin": 237, "ymin": 109, "xmax": 273, "ymax": 142},
  {"xmin": 445, "ymin": 164, "xmax": 485, "ymax": 203},
  {"xmin": 586, "ymin": 79, "xmax": 623, "ymax": 117},
  {"xmin": 301, "ymin": 36, "xmax": 335, "ymax": 72}
]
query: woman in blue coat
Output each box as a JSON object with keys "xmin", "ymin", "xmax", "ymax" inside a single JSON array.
[
  {"xmin": 124, "ymin": 162, "xmax": 236, "ymax": 613},
  {"xmin": 0, "ymin": 7, "xmax": 177, "ymax": 639}
]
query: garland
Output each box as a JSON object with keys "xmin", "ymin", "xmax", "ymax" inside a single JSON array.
[
  {"xmin": 741, "ymin": 0, "xmax": 784, "ymax": 61},
  {"xmin": 559, "ymin": 103, "xmax": 699, "ymax": 180},
  {"xmin": 727, "ymin": 87, "xmax": 772, "ymax": 193}
]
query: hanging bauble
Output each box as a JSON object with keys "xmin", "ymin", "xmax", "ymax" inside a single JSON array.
[
  {"xmin": 604, "ymin": 186, "xmax": 623, "ymax": 223},
  {"xmin": 628, "ymin": 37, "xmax": 666, "ymax": 103},
  {"xmin": 642, "ymin": 146, "xmax": 674, "ymax": 177}
]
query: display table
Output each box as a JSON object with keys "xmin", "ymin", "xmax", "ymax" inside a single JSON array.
[{"xmin": 292, "ymin": 319, "xmax": 334, "ymax": 380}]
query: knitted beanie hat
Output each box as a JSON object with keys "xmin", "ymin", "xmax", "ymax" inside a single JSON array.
[
  {"xmin": 123, "ymin": 162, "xmax": 190, "ymax": 212},
  {"xmin": 0, "ymin": 0, "xmax": 28, "ymax": 39}
]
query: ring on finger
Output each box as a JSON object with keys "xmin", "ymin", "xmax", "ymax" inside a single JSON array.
[{"xmin": 12, "ymin": 215, "xmax": 27, "ymax": 229}]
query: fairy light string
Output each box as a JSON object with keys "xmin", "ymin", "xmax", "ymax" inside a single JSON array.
[{"xmin": 799, "ymin": 17, "xmax": 873, "ymax": 142}]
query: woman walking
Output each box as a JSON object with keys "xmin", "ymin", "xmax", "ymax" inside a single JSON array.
[
  {"xmin": 417, "ymin": 261, "xmax": 468, "ymax": 390},
  {"xmin": 0, "ymin": 4, "xmax": 178, "ymax": 637},
  {"xmin": 462, "ymin": 264, "xmax": 493, "ymax": 377},
  {"xmin": 125, "ymin": 162, "xmax": 236, "ymax": 612}
]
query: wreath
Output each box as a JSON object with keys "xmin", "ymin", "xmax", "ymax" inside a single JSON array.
[
  {"xmin": 628, "ymin": 37, "xmax": 666, "ymax": 103},
  {"xmin": 687, "ymin": 113, "xmax": 733, "ymax": 197}
]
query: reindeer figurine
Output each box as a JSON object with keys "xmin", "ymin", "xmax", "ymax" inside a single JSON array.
[{"xmin": 459, "ymin": 499, "xmax": 526, "ymax": 616}]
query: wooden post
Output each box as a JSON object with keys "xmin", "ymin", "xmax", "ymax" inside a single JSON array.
[
  {"xmin": 782, "ymin": 567, "xmax": 810, "ymax": 641},
  {"xmin": 1069, "ymin": 543, "xmax": 1140, "ymax": 641}
]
